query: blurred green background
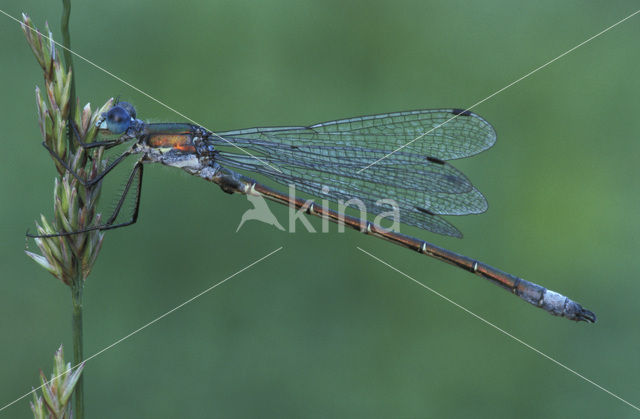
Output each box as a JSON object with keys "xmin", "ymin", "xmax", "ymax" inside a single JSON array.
[{"xmin": 1, "ymin": 1, "xmax": 639, "ymax": 417}]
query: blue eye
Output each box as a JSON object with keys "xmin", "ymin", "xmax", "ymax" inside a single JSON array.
[
  {"xmin": 106, "ymin": 105, "xmax": 132, "ymax": 134},
  {"xmin": 117, "ymin": 102, "xmax": 137, "ymax": 120}
]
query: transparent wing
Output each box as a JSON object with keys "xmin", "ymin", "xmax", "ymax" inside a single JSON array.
[
  {"xmin": 212, "ymin": 109, "xmax": 496, "ymax": 237},
  {"xmin": 216, "ymin": 109, "xmax": 496, "ymax": 161}
]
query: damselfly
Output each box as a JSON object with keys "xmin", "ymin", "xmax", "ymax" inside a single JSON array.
[{"xmin": 33, "ymin": 102, "xmax": 596, "ymax": 322}]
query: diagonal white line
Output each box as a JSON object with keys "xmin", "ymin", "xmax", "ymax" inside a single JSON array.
[
  {"xmin": 0, "ymin": 246, "xmax": 283, "ymax": 414},
  {"xmin": 356, "ymin": 8, "xmax": 640, "ymax": 173},
  {"xmin": 356, "ymin": 247, "xmax": 640, "ymax": 412},
  {"xmin": 0, "ymin": 8, "xmax": 283, "ymax": 174}
]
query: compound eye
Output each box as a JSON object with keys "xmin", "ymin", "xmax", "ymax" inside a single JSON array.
[
  {"xmin": 117, "ymin": 102, "xmax": 137, "ymax": 119},
  {"xmin": 106, "ymin": 105, "xmax": 132, "ymax": 134}
]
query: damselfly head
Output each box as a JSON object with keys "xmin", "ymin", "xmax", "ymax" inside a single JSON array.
[
  {"xmin": 101, "ymin": 103, "xmax": 136, "ymax": 134},
  {"xmin": 116, "ymin": 101, "xmax": 137, "ymax": 119}
]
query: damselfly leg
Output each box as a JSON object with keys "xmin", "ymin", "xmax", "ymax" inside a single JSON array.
[
  {"xmin": 29, "ymin": 104, "xmax": 147, "ymax": 238},
  {"xmin": 27, "ymin": 160, "xmax": 144, "ymax": 238},
  {"xmin": 42, "ymin": 117, "xmax": 136, "ymax": 186}
]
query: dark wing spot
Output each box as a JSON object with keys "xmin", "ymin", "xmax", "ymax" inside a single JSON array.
[
  {"xmin": 426, "ymin": 156, "xmax": 445, "ymax": 165},
  {"xmin": 451, "ymin": 108, "xmax": 472, "ymax": 116},
  {"xmin": 415, "ymin": 206, "xmax": 436, "ymax": 216}
]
